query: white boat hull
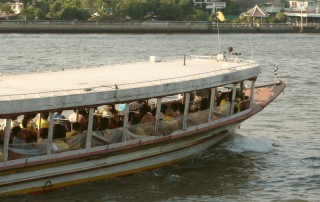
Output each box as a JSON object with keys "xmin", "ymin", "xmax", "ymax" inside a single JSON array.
[{"xmin": 0, "ymin": 123, "xmax": 239, "ymax": 195}]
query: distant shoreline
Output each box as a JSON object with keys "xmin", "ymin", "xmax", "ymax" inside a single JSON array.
[{"xmin": 0, "ymin": 21, "xmax": 319, "ymax": 33}]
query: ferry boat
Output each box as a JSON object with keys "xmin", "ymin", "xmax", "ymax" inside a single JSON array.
[{"xmin": 0, "ymin": 52, "xmax": 285, "ymax": 196}]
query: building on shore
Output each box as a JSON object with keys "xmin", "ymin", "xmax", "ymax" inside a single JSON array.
[{"xmin": 193, "ymin": 0, "xmax": 226, "ymax": 14}]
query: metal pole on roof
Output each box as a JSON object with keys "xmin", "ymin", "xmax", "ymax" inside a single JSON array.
[
  {"xmin": 217, "ymin": 9, "xmax": 221, "ymax": 53},
  {"xmin": 300, "ymin": 1, "xmax": 304, "ymax": 33}
]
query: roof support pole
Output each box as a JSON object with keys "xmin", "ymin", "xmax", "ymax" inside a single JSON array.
[
  {"xmin": 155, "ymin": 98, "xmax": 162, "ymax": 135},
  {"xmin": 37, "ymin": 113, "xmax": 42, "ymax": 140},
  {"xmin": 182, "ymin": 93, "xmax": 190, "ymax": 130},
  {"xmin": 208, "ymin": 88, "xmax": 216, "ymax": 122},
  {"xmin": 86, "ymin": 108, "xmax": 94, "ymax": 151},
  {"xmin": 250, "ymin": 80, "xmax": 256, "ymax": 109},
  {"xmin": 47, "ymin": 112, "xmax": 54, "ymax": 155},
  {"xmin": 122, "ymin": 103, "xmax": 130, "ymax": 142},
  {"xmin": 230, "ymin": 84, "xmax": 237, "ymax": 115},
  {"xmin": 3, "ymin": 119, "xmax": 11, "ymax": 163}
]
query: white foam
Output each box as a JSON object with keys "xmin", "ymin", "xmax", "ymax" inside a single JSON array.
[{"xmin": 227, "ymin": 135, "xmax": 273, "ymax": 153}]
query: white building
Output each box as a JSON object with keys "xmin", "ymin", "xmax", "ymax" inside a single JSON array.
[{"xmin": 193, "ymin": 0, "xmax": 226, "ymax": 14}]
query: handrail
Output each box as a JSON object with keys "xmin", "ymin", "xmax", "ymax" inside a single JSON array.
[{"xmin": 0, "ymin": 56, "xmax": 256, "ymax": 101}]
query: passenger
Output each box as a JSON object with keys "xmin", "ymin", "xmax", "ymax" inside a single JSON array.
[
  {"xmin": 36, "ymin": 112, "xmax": 50, "ymax": 128},
  {"xmin": 129, "ymin": 115, "xmax": 145, "ymax": 136},
  {"xmin": 52, "ymin": 124, "xmax": 68, "ymax": 152},
  {"xmin": 54, "ymin": 110, "xmax": 66, "ymax": 119},
  {"xmin": 53, "ymin": 124, "xmax": 66, "ymax": 139},
  {"xmin": 240, "ymin": 96, "xmax": 250, "ymax": 111},
  {"xmin": 98, "ymin": 117, "xmax": 109, "ymax": 131},
  {"xmin": 12, "ymin": 126, "xmax": 25, "ymax": 144},
  {"xmin": 68, "ymin": 109, "xmax": 79, "ymax": 123},
  {"xmin": 219, "ymin": 97, "xmax": 231, "ymax": 117},
  {"xmin": 219, "ymin": 92, "xmax": 229, "ymax": 106},
  {"xmin": 160, "ymin": 104, "xmax": 179, "ymax": 131},
  {"xmin": 25, "ymin": 133, "xmax": 36, "ymax": 143},
  {"xmin": 21, "ymin": 114, "xmax": 37, "ymax": 134},
  {"xmin": 139, "ymin": 104, "xmax": 153, "ymax": 123},
  {"xmin": 234, "ymin": 97, "xmax": 241, "ymax": 113},
  {"xmin": 78, "ymin": 108, "xmax": 89, "ymax": 131},
  {"xmin": 200, "ymin": 98, "xmax": 210, "ymax": 111},
  {"xmin": 0, "ymin": 130, "xmax": 5, "ymax": 145},
  {"xmin": 167, "ymin": 102, "xmax": 181, "ymax": 118},
  {"xmin": 66, "ymin": 122, "xmax": 82, "ymax": 138},
  {"xmin": 102, "ymin": 105, "xmax": 118, "ymax": 128},
  {"xmin": 37, "ymin": 127, "xmax": 49, "ymax": 142},
  {"xmin": 129, "ymin": 100, "xmax": 145, "ymax": 111},
  {"xmin": 102, "ymin": 105, "xmax": 114, "ymax": 118},
  {"xmin": 0, "ymin": 116, "xmax": 20, "ymax": 130}
]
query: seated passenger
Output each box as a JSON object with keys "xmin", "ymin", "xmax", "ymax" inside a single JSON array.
[
  {"xmin": 66, "ymin": 122, "xmax": 82, "ymax": 138},
  {"xmin": 54, "ymin": 110, "xmax": 66, "ymax": 119},
  {"xmin": 36, "ymin": 112, "xmax": 49, "ymax": 128},
  {"xmin": 219, "ymin": 99, "xmax": 231, "ymax": 116},
  {"xmin": 219, "ymin": 92, "xmax": 229, "ymax": 106},
  {"xmin": 37, "ymin": 127, "xmax": 49, "ymax": 142},
  {"xmin": 139, "ymin": 104, "xmax": 154, "ymax": 123},
  {"xmin": 129, "ymin": 100, "xmax": 144, "ymax": 111},
  {"xmin": 52, "ymin": 124, "xmax": 68, "ymax": 152},
  {"xmin": 167, "ymin": 102, "xmax": 181, "ymax": 118},
  {"xmin": 0, "ymin": 116, "xmax": 20, "ymax": 130},
  {"xmin": 21, "ymin": 114, "xmax": 38, "ymax": 135},
  {"xmin": 102, "ymin": 105, "xmax": 119, "ymax": 128},
  {"xmin": 12, "ymin": 126, "xmax": 25, "ymax": 144},
  {"xmin": 240, "ymin": 96, "xmax": 250, "ymax": 111},
  {"xmin": 160, "ymin": 104, "xmax": 179, "ymax": 133},
  {"xmin": 102, "ymin": 105, "xmax": 115, "ymax": 118},
  {"xmin": 234, "ymin": 97, "xmax": 241, "ymax": 113}
]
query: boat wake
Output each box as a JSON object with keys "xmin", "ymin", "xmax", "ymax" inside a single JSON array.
[{"xmin": 226, "ymin": 134, "xmax": 274, "ymax": 153}]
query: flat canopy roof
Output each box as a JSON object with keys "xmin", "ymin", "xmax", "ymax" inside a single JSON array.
[
  {"xmin": 0, "ymin": 56, "xmax": 255, "ymax": 97},
  {"xmin": 0, "ymin": 56, "xmax": 260, "ymax": 116}
]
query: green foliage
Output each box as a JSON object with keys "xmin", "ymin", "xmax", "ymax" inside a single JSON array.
[
  {"xmin": 0, "ymin": 2, "xmax": 13, "ymax": 14},
  {"xmin": 157, "ymin": 3, "xmax": 182, "ymax": 20},
  {"xmin": 192, "ymin": 10, "xmax": 208, "ymax": 21},
  {"xmin": 19, "ymin": 5, "xmax": 45, "ymax": 20},
  {"xmin": 124, "ymin": 2, "xmax": 149, "ymax": 20},
  {"xmin": 11, "ymin": 0, "xmax": 288, "ymax": 22},
  {"xmin": 58, "ymin": 6, "xmax": 90, "ymax": 20}
]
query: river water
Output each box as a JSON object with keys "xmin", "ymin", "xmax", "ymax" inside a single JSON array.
[{"xmin": 0, "ymin": 33, "xmax": 319, "ymax": 202}]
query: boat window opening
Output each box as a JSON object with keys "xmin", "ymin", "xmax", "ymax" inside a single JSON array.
[{"xmin": 0, "ymin": 85, "xmax": 253, "ymax": 162}]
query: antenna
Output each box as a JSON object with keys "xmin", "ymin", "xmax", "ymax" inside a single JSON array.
[{"xmin": 217, "ymin": 14, "xmax": 221, "ymax": 53}]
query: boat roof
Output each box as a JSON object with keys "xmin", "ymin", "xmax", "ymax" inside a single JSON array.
[{"xmin": 0, "ymin": 55, "xmax": 261, "ymax": 117}]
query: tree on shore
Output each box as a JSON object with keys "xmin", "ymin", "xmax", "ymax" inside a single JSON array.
[
  {"xmin": 13, "ymin": 0, "xmax": 209, "ymax": 21},
  {"xmin": 0, "ymin": 2, "xmax": 13, "ymax": 20}
]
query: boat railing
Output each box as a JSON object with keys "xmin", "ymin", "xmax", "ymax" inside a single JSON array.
[
  {"xmin": 0, "ymin": 57, "xmax": 255, "ymax": 101},
  {"xmin": 1, "ymin": 101, "xmax": 252, "ymax": 163}
]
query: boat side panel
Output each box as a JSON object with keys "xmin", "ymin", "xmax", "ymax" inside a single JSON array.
[{"xmin": 0, "ymin": 123, "xmax": 238, "ymax": 196}]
